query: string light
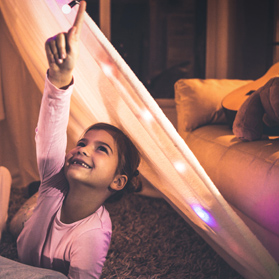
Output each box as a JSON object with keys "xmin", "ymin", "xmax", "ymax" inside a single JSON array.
[
  {"xmin": 101, "ymin": 63, "xmax": 114, "ymax": 78},
  {"xmin": 141, "ymin": 109, "xmax": 153, "ymax": 122},
  {"xmin": 62, "ymin": 0, "xmax": 80, "ymax": 14},
  {"xmin": 173, "ymin": 161, "xmax": 186, "ymax": 173},
  {"xmin": 191, "ymin": 205, "xmax": 217, "ymax": 228}
]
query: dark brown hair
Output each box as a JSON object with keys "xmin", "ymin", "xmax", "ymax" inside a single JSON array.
[{"xmin": 85, "ymin": 123, "xmax": 142, "ymax": 202}]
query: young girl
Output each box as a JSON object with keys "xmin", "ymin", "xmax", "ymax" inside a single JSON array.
[{"xmin": 16, "ymin": 2, "xmax": 141, "ymax": 278}]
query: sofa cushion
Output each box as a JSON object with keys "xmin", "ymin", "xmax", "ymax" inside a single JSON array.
[
  {"xmin": 184, "ymin": 124, "xmax": 279, "ymax": 237},
  {"xmin": 174, "ymin": 79, "xmax": 253, "ymax": 134}
]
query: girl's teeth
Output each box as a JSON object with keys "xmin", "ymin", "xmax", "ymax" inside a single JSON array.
[
  {"xmin": 81, "ymin": 163, "xmax": 89, "ymax": 168},
  {"xmin": 73, "ymin": 161, "xmax": 90, "ymax": 168}
]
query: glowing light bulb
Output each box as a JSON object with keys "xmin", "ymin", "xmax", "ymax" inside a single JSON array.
[
  {"xmin": 62, "ymin": 0, "xmax": 80, "ymax": 14},
  {"xmin": 173, "ymin": 161, "xmax": 186, "ymax": 173},
  {"xmin": 101, "ymin": 64, "xmax": 114, "ymax": 77},
  {"xmin": 62, "ymin": 4, "xmax": 72, "ymax": 14},
  {"xmin": 141, "ymin": 109, "xmax": 153, "ymax": 122},
  {"xmin": 191, "ymin": 205, "xmax": 217, "ymax": 228},
  {"xmin": 193, "ymin": 206, "xmax": 210, "ymax": 222}
]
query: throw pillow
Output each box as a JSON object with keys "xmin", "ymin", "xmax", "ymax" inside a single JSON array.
[
  {"xmin": 233, "ymin": 76, "xmax": 279, "ymax": 141},
  {"xmin": 232, "ymin": 90, "xmax": 264, "ymax": 141},
  {"xmin": 260, "ymin": 77, "xmax": 279, "ymax": 125},
  {"xmin": 174, "ymin": 79, "xmax": 253, "ymax": 133}
]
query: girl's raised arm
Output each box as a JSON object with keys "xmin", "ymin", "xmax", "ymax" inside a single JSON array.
[
  {"xmin": 45, "ymin": 0, "xmax": 86, "ymax": 88},
  {"xmin": 36, "ymin": 1, "xmax": 87, "ymax": 181}
]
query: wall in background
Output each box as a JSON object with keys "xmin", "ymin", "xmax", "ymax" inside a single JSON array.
[
  {"xmin": 87, "ymin": 0, "xmax": 207, "ymax": 98},
  {"xmin": 206, "ymin": 0, "xmax": 275, "ymax": 80},
  {"xmin": 228, "ymin": 0, "xmax": 274, "ymax": 80},
  {"xmin": 86, "ymin": 0, "xmax": 278, "ymax": 96}
]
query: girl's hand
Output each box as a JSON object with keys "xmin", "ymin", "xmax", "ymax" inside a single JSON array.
[{"xmin": 45, "ymin": 1, "xmax": 86, "ymax": 88}]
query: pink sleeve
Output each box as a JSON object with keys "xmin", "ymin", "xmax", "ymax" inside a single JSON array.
[
  {"xmin": 35, "ymin": 75, "xmax": 74, "ymax": 182},
  {"xmin": 68, "ymin": 229, "xmax": 111, "ymax": 279}
]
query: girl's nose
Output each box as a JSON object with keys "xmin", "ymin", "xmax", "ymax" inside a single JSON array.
[{"xmin": 78, "ymin": 148, "xmax": 89, "ymax": 157}]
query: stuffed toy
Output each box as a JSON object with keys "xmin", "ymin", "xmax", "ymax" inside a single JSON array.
[{"xmin": 233, "ymin": 77, "xmax": 279, "ymax": 141}]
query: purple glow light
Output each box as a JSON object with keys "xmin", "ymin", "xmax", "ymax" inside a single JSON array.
[{"xmin": 191, "ymin": 205, "xmax": 217, "ymax": 228}]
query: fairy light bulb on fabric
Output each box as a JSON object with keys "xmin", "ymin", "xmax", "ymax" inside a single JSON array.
[
  {"xmin": 62, "ymin": 0, "xmax": 80, "ymax": 14},
  {"xmin": 193, "ymin": 206, "xmax": 210, "ymax": 222},
  {"xmin": 101, "ymin": 63, "xmax": 114, "ymax": 77},
  {"xmin": 191, "ymin": 205, "xmax": 217, "ymax": 228},
  {"xmin": 141, "ymin": 109, "xmax": 153, "ymax": 122},
  {"xmin": 173, "ymin": 161, "xmax": 186, "ymax": 173}
]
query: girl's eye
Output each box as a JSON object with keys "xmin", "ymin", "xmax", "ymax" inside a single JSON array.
[
  {"xmin": 77, "ymin": 141, "xmax": 86, "ymax": 147},
  {"xmin": 97, "ymin": 146, "xmax": 108, "ymax": 154}
]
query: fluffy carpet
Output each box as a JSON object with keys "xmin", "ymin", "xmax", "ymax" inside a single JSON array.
[{"xmin": 0, "ymin": 187, "xmax": 243, "ymax": 279}]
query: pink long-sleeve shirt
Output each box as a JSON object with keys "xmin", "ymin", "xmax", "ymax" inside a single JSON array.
[{"xmin": 17, "ymin": 76, "xmax": 112, "ymax": 279}]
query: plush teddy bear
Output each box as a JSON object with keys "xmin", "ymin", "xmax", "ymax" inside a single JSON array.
[{"xmin": 233, "ymin": 77, "xmax": 279, "ymax": 141}]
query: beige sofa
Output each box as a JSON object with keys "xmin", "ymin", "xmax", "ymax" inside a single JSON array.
[{"xmin": 156, "ymin": 78, "xmax": 279, "ymax": 263}]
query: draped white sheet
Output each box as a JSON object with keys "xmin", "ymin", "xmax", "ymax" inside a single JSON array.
[{"xmin": 0, "ymin": 0, "xmax": 278, "ymax": 278}]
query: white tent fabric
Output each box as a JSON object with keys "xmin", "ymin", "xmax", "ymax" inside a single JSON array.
[{"xmin": 0, "ymin": 0, "xmax": 278, "ymax": 278}]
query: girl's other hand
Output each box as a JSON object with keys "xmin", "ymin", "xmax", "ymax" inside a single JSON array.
[{"xmin": 45, "ymin": 1, "xmax": 86, "ymax": 88}]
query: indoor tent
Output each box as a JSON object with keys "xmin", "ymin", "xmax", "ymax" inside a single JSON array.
[{"xmin": 0, "ymin": 0, "xmax": 278, "ymax": 278}]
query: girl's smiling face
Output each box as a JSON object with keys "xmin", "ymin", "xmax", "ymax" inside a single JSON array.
[{"xmin": 64, "ymin": 129, "xmax": 120, "ymax": 190}]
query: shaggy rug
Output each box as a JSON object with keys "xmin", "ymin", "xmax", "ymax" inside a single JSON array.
[{"xmin": 0, "ymin": 187, "xmax": 243, "ymax": 279}]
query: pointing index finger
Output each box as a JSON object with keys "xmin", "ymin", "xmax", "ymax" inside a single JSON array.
[{"xmin": 73, "ymin": 1, "xmax": 87, "ymax": 37}]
